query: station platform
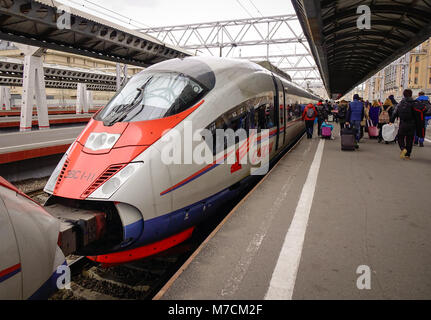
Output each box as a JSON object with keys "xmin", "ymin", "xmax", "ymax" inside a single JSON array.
[
  {"xmin": 0, "ymin": 113, "xmax": 93, "ymax": 128},
  {"xmin": 0, "ymin": 108, "xmax": 99, "ymax": 117},
  {"xmin": 156, "ymin": 130, "xmax": 431, "ymax": 300},
  {"xmin": 0, "ymin": 126, "xmax": 84, "ymax": 164}
]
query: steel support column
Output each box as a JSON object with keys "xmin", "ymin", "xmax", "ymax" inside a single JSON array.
[
  {"xmin": 0, "ymin": 86, "xmax": 10, "ymax": 110},
  {"xmin": 76, "ymin": 83, "xmax": 88, "ymax": 114},
  {"xmin": 16, "ymin": 44, "xmax": 49, "ymax": 132},
  {"xmin": 86, "ymin": 91, "xmax": 93, "ymax": 111},
  {"xmin": 116, "ymin": 63, "xmax": 129, "ymax": 91}
]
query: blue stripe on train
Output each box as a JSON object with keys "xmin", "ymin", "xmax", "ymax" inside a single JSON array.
[
  {"xmin": 29, "ymin": 261, "xmax": 67, "ymax": 300},
  {"xmin": 121, "ymin": 128, "xmax": 303, "ymax": 251},
  {"xmin": 0, "ymin": 266, "xmax": 21, "ymax": 283},
  {"xmin": 123, "ymin": 174, "xmax": 258, "ymax": 250}
]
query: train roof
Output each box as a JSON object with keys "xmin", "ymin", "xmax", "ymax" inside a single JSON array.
[{"xmin": 145, "ymin": 56, "xmax": 320, "ymax": 101}]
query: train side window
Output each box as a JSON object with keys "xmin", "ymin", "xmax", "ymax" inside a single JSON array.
[
  {"xmin": 255, "ymin": 105, "xmax": 267, "ymax": 130},
  {"xmin": 286, "ymin": 104, "xmax": 293, "ymax": 121},
  {"xmin": 279, "ymin": 105, "xmax": 284, "ymax": 126},
  {"xmin": 293, "ymin": 103, "xmax": 302, "ymax": 119},
  {"xmin": 266, "ymin": 102, "xmax": 275, "ymax": 128},
  {"xmin": 206, "ymin": 117, "xmax": 227, "ymax": 155},
  {"xmin": 206, "ymin": 104, "xmax": 249, "ymax": 155}
]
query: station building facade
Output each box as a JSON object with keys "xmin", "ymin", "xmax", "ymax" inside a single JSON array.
[{"xmin": 362, "ymin": 37, "xmax": 431, "ymax": 103}]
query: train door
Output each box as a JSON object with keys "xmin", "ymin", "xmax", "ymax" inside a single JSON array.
[
  {"xmin": 278, "ymin": 80, "xmax": 286, "ymax": 147},
  {"xmin": 0, "ymin": 195, "xmax": 22, "ymax": 299},
  {"xmin": 271, "ymin": 74, "xmax": 280, "ymax": 151}
]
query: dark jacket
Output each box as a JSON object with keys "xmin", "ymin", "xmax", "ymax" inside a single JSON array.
[
  {"xmin": 417, "ymin": 95, "xmax": 431, "ymax": 116},
  {"xmin": 316, "ymin": 104, "xmax": 327, "ymax": 120},
  {"xmin": 337, "ymin": 104, "xmax": 348, "ymax": 122},
  {"xmin": 391, "ymin": 97, "xmax": 417, "ymax": 135},
  {"xmin": 414, "ymin": 95, "xmax": 431, "ymax": 138}
]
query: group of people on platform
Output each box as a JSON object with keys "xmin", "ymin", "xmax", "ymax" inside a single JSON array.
[{"xmin": 301, "ymin": 90, "xmax": 431, "ymax": 159}]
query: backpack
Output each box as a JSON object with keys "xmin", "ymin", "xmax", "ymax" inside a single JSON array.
[
  {"xmin": 417, "ymin": 100, "xmax": 431, "ymax": 116},
  {"xmin": 379, "ymin": 106, "xmax": 391, "ymax": 123},
  {"xmin": 397, "ymin": 101, "xmax": 415, "ymax": 122},
  {"xmin": 306, "ymin": 106, "xmax": 315, "ymax": 118}
]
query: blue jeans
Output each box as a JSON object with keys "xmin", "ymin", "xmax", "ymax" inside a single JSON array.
[
  {"xmin": 351, "ymin": 120, "xmax": 361, "ymax": 142},
  {"xmin": 305, "ymin": 120, "xmax": 314, "ymax": 138}
]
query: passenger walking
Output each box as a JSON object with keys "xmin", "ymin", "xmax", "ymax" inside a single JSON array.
[
  {"xmin": 389, "ymin": 89, "xmax": 418, "ymax": 159},
  {"xmin": 369, "ymin": 100, "xmax": 380, "ymax": 129},
  {"xmin": 346, "ymin": 94, "xmax": 364, "ymax": 148},
  {"xmin": 337, "ymin": 100, "xmax": 348, "ymax": 130},
  {"xmin": 414, "ymin": 91, "xmax": 431, "ymax": 147},
  {"xmin": 378, "ymin": 98, "xmax": 394, "ymax": 143},
  {"xmin": 316, "ymin": 100, "xmax": 326, "ymax": 136},
  {"xmin": 302, "ymin": 103, "xmax": 317, "ymax": 139},
  {"xmin": 333, "ymin": 101, "xmax": 339, "ymax": 123},
  {"xmin": 360, "ymin": 98, "xmax": 369, "ymax": 139}
]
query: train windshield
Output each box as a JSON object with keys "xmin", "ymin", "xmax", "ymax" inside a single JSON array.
[{"xmin": 96, "ymin": 71, "xmax": 207, "ymax": 125}]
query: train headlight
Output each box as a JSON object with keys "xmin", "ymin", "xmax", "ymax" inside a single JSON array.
[
  {"xmin": 87, "ymin": 162, "xmax": 143, "ymax": 199},
  {"xmin": 44, "ymin": 143, "xmax": 73, "ymax": 194},
  {"xmin": 85, "ymin": 132, "xmax": 120, "ymax": 151}
]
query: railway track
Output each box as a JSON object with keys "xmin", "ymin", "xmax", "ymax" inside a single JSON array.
[
  {"xmin": 19, "ymin": 178, "xmax": 242, "ymax": 300},
  {"xmin": 17, "ymin": 179, "xmax": 193, "ymax": 300},
  {"xmin": 50, "ymin": 249, "xmax": 191, "ymax": 300}
]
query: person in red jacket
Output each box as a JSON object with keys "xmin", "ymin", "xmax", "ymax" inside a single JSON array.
[{"xmin": 302, "ymin": 103, "xmax": 318, "ymax": 139}]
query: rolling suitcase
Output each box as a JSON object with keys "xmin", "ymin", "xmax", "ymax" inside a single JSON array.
[
  {"xmin": 321, "ymin": 126, "xmax": 332, "ymax": 139},
  {"xmin": 367, "ymin": 120, "xmax": 379, "ymax": 139},
  {"xmin": 341, "ymin": 127, "xmax": 356, "ymax": 151}
]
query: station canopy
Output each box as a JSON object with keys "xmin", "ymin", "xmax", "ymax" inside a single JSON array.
[
  {"xmin": 292, "ymin": 0, "xmax": 431, "ymax": 98},
  {"xmin": 0, "ymin": 0, "xmax": 190, "ymax": 67}
]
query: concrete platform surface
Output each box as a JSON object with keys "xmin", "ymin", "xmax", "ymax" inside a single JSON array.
[
  {"xmin": 159, "ymin": 130, "xmax": 431, "ymax": 300},
  {"xmin": 0, "ymin": 126, "xmax": 84, "ymax": 164},
  {"xmin": 0, "ymin": 109, "xmax": 98, "ymax": 117},
  {"xmin": 0, "ymin": 113, "xmax": 92, "ymax": 128}
]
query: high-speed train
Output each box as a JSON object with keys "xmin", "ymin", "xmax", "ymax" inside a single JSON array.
[
  {"xmin": 44, "ymin": 57, "xmax": 319, "ymax": 266},
  {"xmin": 0, "ymin": 177, "xmax": 66, "ymax": 299}
]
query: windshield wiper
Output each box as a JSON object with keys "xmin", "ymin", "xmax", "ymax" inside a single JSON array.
[{"xmin": 103, "ymin": 76, "xmax": 153, "ymax": 126}]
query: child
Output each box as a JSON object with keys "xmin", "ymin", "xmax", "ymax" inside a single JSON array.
[{"xmin": 321, "ymin": 119, "xmax": 335, "ymax": 139}]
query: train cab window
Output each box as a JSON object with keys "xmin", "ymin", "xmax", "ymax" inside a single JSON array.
[{"xmin": 96, "ymin": 71, "xmax": 208, "ymax": 126}]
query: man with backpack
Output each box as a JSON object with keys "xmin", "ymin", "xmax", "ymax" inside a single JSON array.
[
  {"xmin": 345, "ymin": 94, "xmax": 365, "ymax": 148},
  {"xmin": 302, "ymin": 103, "xmax": 318, "ymax": 139},
  {"xmin": 413, "ymin": 91, "xmax": 431, "ymax": 147},
  {"xmin": 389, "ymin": 89, "xmax": 418, "ymax": 160}
]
